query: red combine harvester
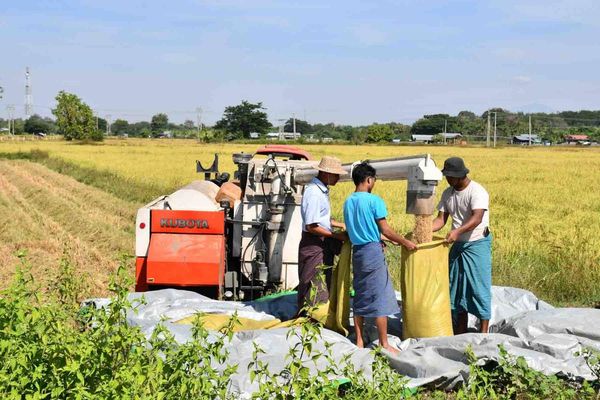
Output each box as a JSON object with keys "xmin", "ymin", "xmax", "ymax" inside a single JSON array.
[{"xmin": 135, "ymin": 145, "xmax": 315, "ymax": 299}]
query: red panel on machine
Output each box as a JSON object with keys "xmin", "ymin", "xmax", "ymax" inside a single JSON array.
[
  {"xmin": 151, "ymin": 210, "xmax": 225, "ymax": 234},
  {"xmin": 135, "ymin": 257, "xmax": 148, "ymax": 292},
  {"xmin": 146, "ymin": 233, "xmax": 225, "ymax": 286}
]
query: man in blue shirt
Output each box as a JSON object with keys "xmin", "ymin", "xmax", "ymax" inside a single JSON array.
[
  {"xmin": 298, "ymin": 156, "xmax": 348, "ymax": 313},
  {"xmin": 344, "ymin": 162, "xmax": 417, "ymax": 355}
]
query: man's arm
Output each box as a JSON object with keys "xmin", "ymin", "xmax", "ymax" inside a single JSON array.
[
  {"xmin": 376, "ymin": 218, "xmax": 417, "ymax": 251},
  {"xmin": 445, "ymin": 209, "xmax": 485, "ymax": 243},
  {"xmin": 432, "ymin": 211, "xmax": 449, "ymax": 232},
  {"xmin": 306, "ymin": 223, "xmax": 347, "ymax": 241},
  {"xmin": 330, "ymin": 219, "xmax": 346, "ymax": 231}
]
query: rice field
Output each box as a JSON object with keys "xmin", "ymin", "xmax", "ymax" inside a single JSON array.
[{"xmin": 1, "ymin": 138, "xmax": 599, "ymax": 306}]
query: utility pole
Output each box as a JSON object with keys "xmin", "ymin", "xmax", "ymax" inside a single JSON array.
[
  {"xmin": 443, "ymin": 119, "xmax": 447, "ymax": 145},
  {"xmin": 94, "ymin": 110, "xmax": 99, "ymax": 131},
  {"xmin": 486, "ymin": 111, "xmax": 491, "ymax": 147},
  {"xmin": 25, "ymin": 67, "xmax": 33, "ymax": 118},
  {"xmin": 106, "ymin": 114, "xmax": 112, "ymax": 136},
  {"xmin": 493, "ymin": 112, "xmax": 497, "ymax": 147},
  {"xmin": 277, "ymin": 118, "xmax": 286, "ymax": 141},
  {"xmin": 6, "ymin": 106, "xmax": 10, "ymax": 135},
  {"xmin": 196, "ymin": 107, "xmax": 203, "ymax": 141},
  {"xmin": 487, "ymin": 111, "xmax": 498, "ymax": 148},
  {"xmin": 292, "ymin": 112, "xmax": 297, "ymax": 139},
  {"xmin": 7, "ymin": 105, "xmax": 15, "ymax": 135},
  {"xmin": 528, "ymin": 115, "xmax": 532, "ymax": 146},
  {"xmin": 0, "ymin": 85, "xmax": 3, "ymax": 134}
]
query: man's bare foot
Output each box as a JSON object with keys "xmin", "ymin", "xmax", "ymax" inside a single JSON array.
[{"xmin": 382, "ymin": 344, "xmax": 401, "ymax": 356}]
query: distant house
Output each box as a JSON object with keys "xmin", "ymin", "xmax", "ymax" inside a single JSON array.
[
  {"xmin": 266, "ymin": 131, "xmax": 301, "ymax": 140},
  {"xmin": 437, "ymin": 132, "xmax": 463, "ymax": 144},
  {"xmin": 439, "ymin": 132, "xmax": 462, "ymax": 140},
  {"xmin": 157, "ymin": 130, "xmax": 172, "ymax": 138},
  {"xmin": 411, "ymin": 134, "xmax": 434, "ymax": 143},
  {"xmin": 512, "ymin": 134, "xmax": 541, "ymax": 145},
  {"xmin": 283, "ymin": 132, "xmax": 301, "ymax": 140},
  {"xmin": 391, "ymin": 138, "xmax": 402, "ymax": 144},
  {"xmin": 411, "ymin": 133, "xmax": 462, "ymax": 144},
  {"xmin": 249, "ymin": 132, "xmax": 261, "ymax": 139},
  {"xmin": 564, "ymin": 134, "xmax": 589, "ymax": 144}
]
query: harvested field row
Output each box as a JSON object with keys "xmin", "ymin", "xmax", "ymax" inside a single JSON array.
[{"xmin": 0, "ymin": 160, "xmax": 136, "ymax": 298}]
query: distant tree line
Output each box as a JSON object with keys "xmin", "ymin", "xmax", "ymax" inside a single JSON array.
[
  {"xmin": 409, "ymin": 109, "xmax": 600, "ymax": 143},
  {"xmin": 3, "ymin": 94, "xmax": 600, "ymax": 143}
]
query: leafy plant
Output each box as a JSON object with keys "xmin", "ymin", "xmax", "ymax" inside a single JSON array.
[
  {"xmin": 0, "ymin": 257, "xmax": 238, "ymax": 398},
  {"xmin": 577, "ymin": 347, "xmax": 600, "ymax": 390},
  {"xmin": 458, "ymin": 345, "xmax": 597, "ymax": 400}
]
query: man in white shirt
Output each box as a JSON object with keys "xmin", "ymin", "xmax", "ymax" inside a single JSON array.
[
  {"xmin": 432, "ymin": 157, "xmax": 492, "ymax": 334},
  {"xmin": 297, "ymin": 156, "xmax": 348, "ymax": 314}
]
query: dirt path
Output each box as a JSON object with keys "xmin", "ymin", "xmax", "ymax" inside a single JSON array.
[{"xmin": 0, "ymin": 160, "xmax": 138, "ymax": 298}]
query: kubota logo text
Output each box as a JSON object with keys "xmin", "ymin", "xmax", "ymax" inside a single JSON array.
[{"xmin": 160, "ymin": 218, "xmax": 209, "ymax": 229}]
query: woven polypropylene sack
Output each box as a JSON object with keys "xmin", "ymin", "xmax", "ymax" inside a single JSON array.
[{"xmin": 401, "ymin": 238, "xmax": 453, "ymax": 339}]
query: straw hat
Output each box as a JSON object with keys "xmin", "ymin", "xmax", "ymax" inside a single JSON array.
[{"xmin": 316, "ymin": 156, "xmax": 347, "ymax": 175}]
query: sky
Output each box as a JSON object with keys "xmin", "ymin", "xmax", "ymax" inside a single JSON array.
[{"xmin": 1, "ymin": 0, "xmax": 600, "ymax": 125}]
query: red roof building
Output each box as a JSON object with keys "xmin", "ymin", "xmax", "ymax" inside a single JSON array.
[{"xmin": 565, "ymin": 134, "xmax": 589, "ymax": 142}]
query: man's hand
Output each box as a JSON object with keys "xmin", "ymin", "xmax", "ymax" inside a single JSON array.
[
  {"xmin": 400, "ymin": 239, "xmax": 418, "ymax": 251},
  {"xmin": 445, "ymin": 230, "xmax": 460, "ymax": 243},
  {"xmin": 333, "ymin": 231, "xmax": 349, "ymax": 242}
]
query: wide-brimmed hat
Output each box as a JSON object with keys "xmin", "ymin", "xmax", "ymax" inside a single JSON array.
[
  {"xmin": 316, "ymin": 156, "xmax": 347, "ymax": 175},
  {"xmin": 442, "ymin": 157, "xmax": 470, "ymax": 177}
]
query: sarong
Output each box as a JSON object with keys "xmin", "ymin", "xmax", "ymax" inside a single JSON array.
[
  {"xmin": 297, "ymin": 232, "xmax": 342, "ymax": 312},
  {"xmin": 448, "ymin": 234, "xmax": 492, "ymax": 320},
  {"xmin": 352, "ymin": 242, "xmax": 399, "ymax": 318}
]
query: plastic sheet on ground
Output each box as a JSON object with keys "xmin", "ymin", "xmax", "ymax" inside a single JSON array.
[{"xmin": 86, "ymin": 285, "xmax": 600, "ymax": 394}]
